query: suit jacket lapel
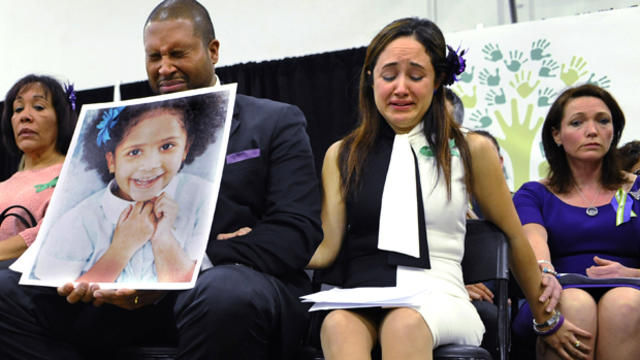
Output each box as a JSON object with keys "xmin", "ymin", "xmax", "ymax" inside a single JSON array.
[{"xmin": 229, "ymin": 97, "xmax": 242, "ymax": 137}]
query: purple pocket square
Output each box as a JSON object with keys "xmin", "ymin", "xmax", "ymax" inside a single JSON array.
[{"xmin": 226, "ymin": 149, "xmax": 260, "ymax": 164}]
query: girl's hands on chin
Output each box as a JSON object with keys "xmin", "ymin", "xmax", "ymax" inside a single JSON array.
[
  {"xmin": 113, "ymin": 200, "xmax": 156, "ymax": 255},
  {"xmin": 150, "ymin": 192, "xmax": 179, "ymax": 241}
]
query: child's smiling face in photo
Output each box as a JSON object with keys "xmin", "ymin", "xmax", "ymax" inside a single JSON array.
[{"xmin": 106, "ymin": 108, "xmax": 190, "ymax": 201}]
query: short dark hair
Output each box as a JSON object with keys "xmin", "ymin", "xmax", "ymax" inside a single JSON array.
[
  {"xmin": 1, "ymin": 74, "xmax": 77, "ymax": 156},
  {"xmin": 82, "ymin": 92, "xmax": 227, "ymax": 183},
  {"xmin": 618, "ymin": 140, "xmax": 640, "ymax": 173},
  {"xmin": 541, "ymin": 84, "xmax": 626, "ymax": 193},
  {"xmin": 145, "ymin": 0, "xmax": 215, "ymax": 46},
  {"xmin": 444, "ymin": 87, "xmax": 464, "ymax": 125},
  {"xmin": 473, "ymin": 130, "xmax": 500, "ymax": 153}
]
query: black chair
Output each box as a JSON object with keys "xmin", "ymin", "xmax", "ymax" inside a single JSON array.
[{"xmin": 112, "ymin": 219, "xmax": 510, "ymax": 360}]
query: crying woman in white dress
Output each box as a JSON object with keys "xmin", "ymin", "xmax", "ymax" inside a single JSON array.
[{"xmin": 306, "ymin": 17, "xmax": 590, "ymax": 360}]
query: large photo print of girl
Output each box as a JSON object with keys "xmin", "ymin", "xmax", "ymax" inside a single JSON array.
[{"xmin": 28, "ymin": 90, "xmax": 229, "ymax": 286}]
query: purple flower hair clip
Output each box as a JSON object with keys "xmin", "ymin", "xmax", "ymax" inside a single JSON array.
[
  {"xmin": 96, "ymin": 106, "xmax": 125, "ymax": 147},
  {"xmin": 444, "ymin": 45, "xmax": 468, "ymax": 86},
  {"xmin": 63, "ymin": 82, "xmax": 77, "ymax": 111}
]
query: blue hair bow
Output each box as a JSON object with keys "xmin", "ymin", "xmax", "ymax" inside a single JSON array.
[{"xmin": 96, "ymin": 106, "xmax": 125, "ymax": 146}]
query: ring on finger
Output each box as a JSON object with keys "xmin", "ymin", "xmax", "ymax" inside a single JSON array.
[
  {"xmin": 574, "ymin": 340, "xmax": 581, "ymax": 349},
  {"xmin": 133, "ymin": 295, "xmax": 139, "ymax": 305}
]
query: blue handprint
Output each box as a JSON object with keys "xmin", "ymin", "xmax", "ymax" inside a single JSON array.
[
  {"xmin": 459, "ymin": 66, "xmax": 475, "ymax": 83},
  {"xmin": 538, "ymin": 59, "xmax": 559, "ymax": 77},
  {"xmin": 469, "ymin": 109, "xmax": 492, "ymax": 128},
  {"xmin": 530, "ymin": 39, "xmax": 551, "ymax": 60},
  {"xmin": 537, "ymin": 87, "xmax": 557, "ymax": 107},
  {"xmin": 478, "ymin": 68, "xmax": 500, "ymax": 86},
  {"xmin": 504, "ymin": 50, "xmax": 528, "ymax": 72},
  {"xmin": 485, "ymin": 88, "xmax": 506, "ymax": 106},
  {"xmin": 482, "ymin": 43, "xmax": 503, "ymax": 62},
  {"xmin": 586, "ymin": 73, "xmax": 611, "ymax": 88}
]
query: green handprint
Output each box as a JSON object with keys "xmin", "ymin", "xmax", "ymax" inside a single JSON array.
[
  {"xmin": 530, "ymin": 39, "xmax": 551, "ymax": 60},
  {"xmin": 455, "ymin": 84, "xmax": 477, "ymax": 108},
  {"xmin": 494, "ymin": 98, "xmax": 544, "ymax": 187},
  {"xmin": 537, "ymin": 87, "xmax": 557, "ymax": 107},
  {"xmin": 469, "ymin": 109, "xmax": 492, "ymax": 128},
  {"xmin": 485, "ymin": 88, "xmax": 506, "ymax": 106},
  {"xmin": 459, "ymin": 66, "xmax": 475, "ymax": 83},
  {"xmin": 482, "ymin": 43, "xmax": 503, "ymax": 62},
  {"xmin": 509, "ymin": 71, "xmax": 540, "ymax": 99},
  {"xmin": 478, "ymin": 68, "xmax": 500, "ymax": 86},
  {"xmin": 504, "ymin": 50, "xmax": 528, "ymax": 72},
  {"xmin": 538, "ymin": 59, "xmax": 559, "ymax": 77},
  {"xmin": 586, "ymin": 73, "xmax": 611, "ymax": 88},
  {"xmin": 560, "ymin": 56, "xmax": 588, "ymax": 86}
]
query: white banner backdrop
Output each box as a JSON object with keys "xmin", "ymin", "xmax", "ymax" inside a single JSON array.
[{"xmin": 446, "ymin": 7, "xmax": 640, "ymax": 190}]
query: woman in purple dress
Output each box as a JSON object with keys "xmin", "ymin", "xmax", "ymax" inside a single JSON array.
[{"xmin": 513, "ymin": 84, "xmax": 640, "ymax": 359}]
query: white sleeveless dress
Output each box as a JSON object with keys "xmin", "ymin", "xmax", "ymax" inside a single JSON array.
[
  {"xmin": 305, "ymin": 122, "xmax": 484, "ymax": 347},
  {"xmin": 399, "ymin": 122, "xmax": 484, "ymax": 347}
]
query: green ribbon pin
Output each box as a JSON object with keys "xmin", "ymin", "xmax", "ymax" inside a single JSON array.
[
  {"xmin": 613, "ymin": 188, "xmax": 637, "ymax": 226},
  {"xmin": 419, "ymin": 139, "xmax": 459, "ymax": 158},
  {"xmin": 34, "ymin": 176, "xmax": 59, "ymax": 193}
]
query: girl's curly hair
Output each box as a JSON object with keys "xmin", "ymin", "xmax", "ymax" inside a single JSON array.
[{"xmin": 82, "ymin": 92, "xmax": 228, "ymax": 183}]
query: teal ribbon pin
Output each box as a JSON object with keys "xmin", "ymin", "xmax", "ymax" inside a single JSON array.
[
  {"xmin": 419, "ymin": 139, "xmax": 460, "ymax": 158},
  {"xmin": 34, "ymin": 176, "xmax": 59, "ymax": 193}
]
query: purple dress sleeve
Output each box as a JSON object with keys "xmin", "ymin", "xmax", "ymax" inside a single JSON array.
[{"xmin": 513, "ymin": 181, "xmax": 546, "ymax": 227}]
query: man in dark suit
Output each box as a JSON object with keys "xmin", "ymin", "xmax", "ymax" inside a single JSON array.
[{"xmin": 0, "ymin": 0, "xmax": 321, "ymax": 359}]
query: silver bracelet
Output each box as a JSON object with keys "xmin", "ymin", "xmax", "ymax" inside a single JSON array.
[
  {"xmin": 542, "ymin": 267, "xmax": 558, "ymax": 277},
  {"xmin": 537, "ymin": 259, "xmax": 553, "ymax": 267},
  {"xmin": 533, "ymin": 309, "xmax": 561, "ymax": 330}
]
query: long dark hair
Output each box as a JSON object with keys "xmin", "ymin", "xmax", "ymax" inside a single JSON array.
[
  {"xmin": 339, "ymin": 17, "xmax": 471, "ymax": 198},
  {"xmin": 1, "ymin": 74, "xmax": 77, "ymax": 156},
  {"xmin": 542, "ymin": 84, "xmax": 626, "ymax": 193}
]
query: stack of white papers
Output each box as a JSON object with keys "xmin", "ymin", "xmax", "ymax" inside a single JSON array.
[{"xmin": 300, "ymin": 286, "xmax": 427, "ymax": 312}]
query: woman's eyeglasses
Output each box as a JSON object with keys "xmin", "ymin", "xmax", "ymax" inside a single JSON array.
[{"xmin": 634, "ymin": 169, "xmax": 640, "ymax": 176}]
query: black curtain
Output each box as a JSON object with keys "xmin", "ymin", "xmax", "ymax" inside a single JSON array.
[
  {"xmin": 0, "ymin": 46, "xmax": 366, "ymax": 181},
  {"xmin": 218, "ymin": 47, "xmax": 366, "ymax": 174}
]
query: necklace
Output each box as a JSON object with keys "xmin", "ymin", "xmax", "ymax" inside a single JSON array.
[{"xmin": 574, "ymin": 183, "xmax": 601, "ymax": 216}]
